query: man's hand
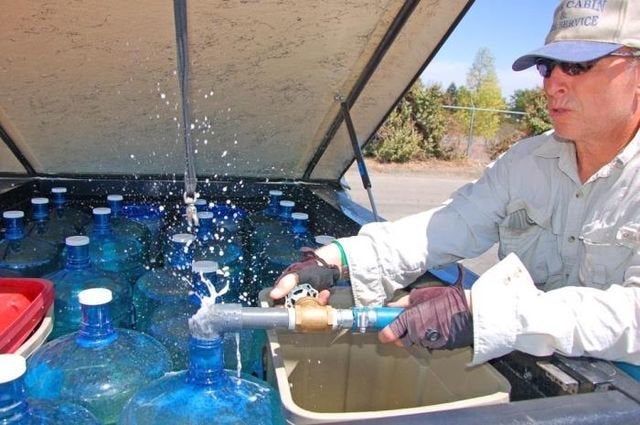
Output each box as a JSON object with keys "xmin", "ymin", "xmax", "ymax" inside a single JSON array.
[
  {"xmin": 269, "ymin": 247, "xmax": 339, "ymax": 304},
  {"xmin": 378, "ymin": 283, "xmax": 473, "ymax": 350}
]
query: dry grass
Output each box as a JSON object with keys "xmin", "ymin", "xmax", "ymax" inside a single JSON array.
[{"xmin": 363, "ymin": 158, "xmax": 486, "ymax": 179}]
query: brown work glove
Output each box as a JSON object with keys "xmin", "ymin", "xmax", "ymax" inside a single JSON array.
[
  {"xmin": 275, "ymin": 247, "xmax": 340, "ymax": 291},
  {"xmin": 387, "ymin": 283, "xmax": 472, "ymax": 350}
]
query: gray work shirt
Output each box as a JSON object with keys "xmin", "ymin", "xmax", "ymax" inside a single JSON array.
[{"xmin": 339, "ymin": 131, "xmax": 640, "ymax": 365}]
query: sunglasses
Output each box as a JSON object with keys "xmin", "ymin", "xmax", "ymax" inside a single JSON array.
[{"xmin": 535, "ymin": 51, "xmax": 640, "ymax": 78}]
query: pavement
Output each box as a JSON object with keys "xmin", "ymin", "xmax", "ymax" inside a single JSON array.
[{"xmin": 343, "ymin": 160, "xmax": 499, "ymax": 275}]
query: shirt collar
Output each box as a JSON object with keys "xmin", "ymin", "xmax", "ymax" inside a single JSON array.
[
  {"xmin": 614, "ymin": 128, "xmax": 640, "ymax": 167},
  {"xmin": 534, "ymin": 129, "xmax": 640, "ymax": 165},
  {"xmin": 533, "ymin": 131, "xmax": 570, "ymax": 159}
]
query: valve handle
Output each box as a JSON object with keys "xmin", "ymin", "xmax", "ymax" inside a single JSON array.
[{"xmin": 284, "ymin": 283, "xmax": 318, "ymax": 308}]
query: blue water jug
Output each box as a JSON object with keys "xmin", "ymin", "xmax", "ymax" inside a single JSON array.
[
  {"xmin": 43, "ymin": 235, "xmax": 133, "ymax": 339},
  {"xmin": 258, "ymin": 199, "xmax": 295, "ymax": 247},
  {"xmin": 106, "ymin": 194, "xmax": 154, "ymax": 265},
  {"xmin": 210, "ymin": 202, "xmax": 249, "ymax": 245},
  {"xmin": 0, "ymin": 353, "xmax": 100, "ymax": 424},
  {"xmin": 26, "ymin": 197, "xmax": 78, "ymax": 248},
  {"xmin": 121, "ymin": 203, "xmax": 165, "ymax": 266},
  {"xmin": 50, "ymin": 187, "xmax": 90, "ymax": 231},
  {"xmin": 195, "ymin": 211, "xmax": 246, "ymax": 300},
  {"xmin": 249, "ymin": 190, "xmax": 282, "ymax": 238},
  {"xmin": 161, "ymin": 205, "xmax": 198, "ymax": 254},
  {"xmin": 119, "ymin": 334, "xmax": 284, "ymax": 425},
  {"xmin": 133, "ymin": 233, "xmax": 195, "ymax": 332},
  {"xmin": 24, "ymin": 288, "xmax": 172, "ymax": 425},
  {"xmin": 195, "ymin": 198, "xmax": 209, "ymax": 212},
  {"xmin": 86, "ymin": 207, "xmax": 145, "ymax": 285},
  {"xmin": 146, "ymin": 261, "xmax": 260, "ymax": 375},
  {"xmin": 258, "ymin": 211, "xmax": 316, "ymax": 289},
  {"xmin": 0, "ymin": 211, "xmax": 60, "ymax": 277}
]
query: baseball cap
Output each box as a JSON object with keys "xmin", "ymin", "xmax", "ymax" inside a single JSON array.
[{"xmin": 513, "ymin": 0, "xmax": 640, "ymax": 71}]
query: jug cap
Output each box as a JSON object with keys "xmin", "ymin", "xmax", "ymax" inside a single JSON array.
[
  {"xmin": 172, "ymin": 233, "xmax": 196, "ymax": 244},
  {"xmin": 93, "ymin": 207, "xmax": 111, "ymax": 215},
  {"xmin": 66, "ymin": 235, "xmax": 90, "ymax": 247},
  {"xmin": 3, "ymin": 211, "xmax": 24, "ymax": 219},
  {"xmin": 0, "ymin": 354, "xmax": 27, "ymax": 383},
  {"xmin": 197, "ymin": 211, "xmax": 214, "ymax": 219},
  {"xmin": 78, "ymin": 288, "xmax": 113, "ymax": 306},
  {"xmin": 192, "ymin": 260, "xmax": 218, "ymax": 274}
]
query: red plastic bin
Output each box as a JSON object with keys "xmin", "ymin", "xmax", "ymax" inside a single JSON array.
[{"xmin": 0, "ymin": 278, "xmax": 54, "ymax": 354}]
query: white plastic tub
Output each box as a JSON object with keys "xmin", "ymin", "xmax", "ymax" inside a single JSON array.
[{"xmin": 259, "ymin": 288, "xmax": 510, "ymax": 424}]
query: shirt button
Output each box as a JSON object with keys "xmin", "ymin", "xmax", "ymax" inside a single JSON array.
[
  {"xmin": 568, "ymin": 236, "xmax": 576, "ymax": 242},
  {"xmin": 575, "ymin": 191, "xmax": 582, "ymax": 198}
]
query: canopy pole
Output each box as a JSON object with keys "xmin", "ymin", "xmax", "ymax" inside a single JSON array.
[{"xmin": 338, "ymin": 98, "xmax": 380, "ymax": 222}]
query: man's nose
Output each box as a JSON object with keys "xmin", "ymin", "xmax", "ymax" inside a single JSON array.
[{"xmin": 543, "ymin": 67, "xmax": 569, "ymax": 98}]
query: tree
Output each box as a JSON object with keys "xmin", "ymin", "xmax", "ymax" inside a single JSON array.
[
  {"xmin": 369, "ymin": 81, "xmax": 450, "ymax": 163},
  {"xmin": 444, "ymin": 83, "xmax": 458, "ymax": 106},
  {"xmin": 455, "ymin": 48, "xmax": 506, "ymax": 139},
  {"xmin": 510, "ymin": 88, "xmax": 552, "ymax": 136},
  {"xmin": 407, "ymin": 82, "xmax": 449, "ymax": 159},
  {"xmin": 466, "ymin": 48, "xmax": 496, "ymax": 93},
  {"xmin": 373, "ymin": 101, "xmax": 421, "ymax": 163}
]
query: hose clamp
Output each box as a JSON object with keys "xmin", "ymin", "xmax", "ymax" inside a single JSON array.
[{"xmin": 183, "ymin": 191, "xmax": 200, "ymax": 227}]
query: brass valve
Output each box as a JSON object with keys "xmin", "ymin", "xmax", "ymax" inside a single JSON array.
[{"xmin": 293, "ymin": 296, "xmax": 336, "ymax": 332}]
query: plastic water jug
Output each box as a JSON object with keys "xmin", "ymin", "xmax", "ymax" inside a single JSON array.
[
  {"xmin": 106, "ymin": 194, "xmax": 153, "ymax": 265},
  {"xmin": 121, "ymin": 203, "xmax": 165, "ymax": 266},
  {"xmin": 251, "ymin": 199, "xmax": 295, "ymax": 252},
  {"xmin": 133, "ymin": 233, "xmax": 195, "ymax": 332},
  {"xmin": 24, "ymin": 288, "xmax": 172, "ymax": 425},
  {"xmin": 257, "ymin": 211, "xmax": 317, "ymax": 291},
  {"xmin": 194, "ymin": 211, "xmax": 247, "ymax": 301},
  {"xmin": 49, "ymin": 187, "xmax": 90, "ymax": 231},
  {"xmin": 209, "ymin": 202, "xmax": 249, "ymax": 247},
  {"xmin": 85, "ymin": 207, "xmax": 145, "ymax": 285},
  {"xmin": 0, "ymin": 211, "xmax": 59, "ymax": 277},
  {"xmin": 146, "ymin": 261, "xmax": 261, "ymax": 375},
  {"xmin": 26, "ymin": 197, "xmax": 78, "ymax": 247},
  {"xmin": 162, "ymin": 203, "xmax": 200, "ymax": 245},
  {"xmin": 248, "ymin": 190, "xmax": 282, "ymax": 245},
  {"xmin": 43, "ymin": 235, "xmax": 133, "ymax": 339},
  {"xmin": 119, "ymin": 335, "xmax": 284, "ymax": 425},
  {"xmin": 0, "ymin": 353, "xmax": 100, "ymax": 424}
]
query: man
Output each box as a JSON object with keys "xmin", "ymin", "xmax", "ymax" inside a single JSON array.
[{"xmin": 271, "ymin": 0, "xmax": 640, "ymax": 367}]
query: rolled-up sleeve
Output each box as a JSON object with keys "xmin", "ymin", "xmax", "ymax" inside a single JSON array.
[
  {"xmin": 339, "ymin": 156, "xmax": 511, "ymax": 306},
  {"xmin": 471, "ymin": 253, "xmax": 640, "ymax": 365}
]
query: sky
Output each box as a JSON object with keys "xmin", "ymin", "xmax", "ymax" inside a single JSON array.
[{"xmin": 420, "ymin": 0, "xmax": 560, "ymax": 100}]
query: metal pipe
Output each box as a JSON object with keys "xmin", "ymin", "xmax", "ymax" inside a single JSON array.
[{"xmin": 200, "ymin": 300, "xmax": 403, "ymax": 334}]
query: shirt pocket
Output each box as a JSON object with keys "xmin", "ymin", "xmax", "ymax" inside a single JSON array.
[
  {"xmin": 498, "ymin": 203, "xmax": 561, "ymax": 285},
  {"xmin": 579, "ymin": 228, "xmax": 636, "ymax": 288}
]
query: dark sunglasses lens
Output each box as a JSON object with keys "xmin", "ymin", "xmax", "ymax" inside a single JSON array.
[
  {"xmin": 536, "ymin": 61, "xmax": 553, "ymax": 78},
  {"xmin": 560, "ymin": 62, "xmax": 592, "ymax": 76},
  {"xmin": 535, "ymin": 60, "xmax": 594, "ymax": 78}
]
